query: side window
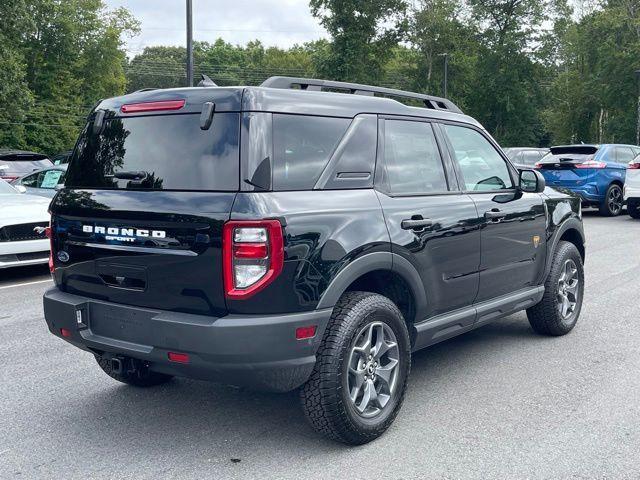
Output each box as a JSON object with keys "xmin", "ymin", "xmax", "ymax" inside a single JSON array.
[
  {"xmin": 20, "ymin": 172, "xmax": 40, "ymax": 187},
  {"xmin": 443, "ymin": 124, "xmax": 514, "ymax": 191},
  {"xmin": 383, "ymin": 120, "xmax": 448, "ymax": 195},
  {"xmin": 272, "ymin": 114, "xmax": 350, "ymax": 191},
  {"xmin": 40, "ymin": 170, "xmax": 64, "ymax": 188}
]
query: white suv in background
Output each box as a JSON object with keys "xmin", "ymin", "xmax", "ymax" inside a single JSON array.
[{"xmin": 626, "ymin": 154, "xmax": 640, "ymax": 219}]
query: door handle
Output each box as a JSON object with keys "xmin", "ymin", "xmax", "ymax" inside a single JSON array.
[
  {"xmin": 401, "ymin": 217, "xmax": 433, "ymax": 230},
  {"xmin": 484, "ymin": 209, "xmax": 506, "ymax": 221}
]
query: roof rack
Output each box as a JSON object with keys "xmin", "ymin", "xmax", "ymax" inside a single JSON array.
[{"xmin": 260, "ymin": 76, "xmax": 462, "ymax": 114}]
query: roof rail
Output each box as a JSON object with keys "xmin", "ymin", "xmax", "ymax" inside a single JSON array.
[{"xmin": 260, "ymin": 76, "xmax": 462, "ymax": 114}]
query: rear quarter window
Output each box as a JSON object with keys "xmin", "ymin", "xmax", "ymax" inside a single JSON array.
[
  {"xmin": 65, "ymin": 113, "xmax": 240, "ymax": 191},
  {"xmin": 272, "ymin": 114, "xmax": 350, "ymax": 190}
]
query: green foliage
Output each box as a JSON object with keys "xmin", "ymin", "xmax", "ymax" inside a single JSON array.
[
  {"xmin": 544, "ymin": 0, "xmax": 640, "ymax": 144},
  {"xmin": 310, "ymin": 0, "xmax": 408, "ymax": 83},
  {"xmin": 2, "ymin": 0, "xmax": 640, "ymax": 154},
  {"xmin": 0, "ymin": 0, "xmax": 138, "ymax": 155},
  {"xmin": 126, "ymin": 39, "xmax": 317, "ymax": 90}
]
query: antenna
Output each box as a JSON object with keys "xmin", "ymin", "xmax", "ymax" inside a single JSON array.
[{"xmin": 198, "ymin": 74, "xmax": 218, "ymax": 87}]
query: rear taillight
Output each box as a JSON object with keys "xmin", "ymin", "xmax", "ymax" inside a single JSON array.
[
  {"xmin": 534, "ymin": 162, "xmax": 542, "ymax": 169},
  {"xmin": 576, "ymin": 160, "xmax": 606, "ymax": 169},
  {"xmin": 45, "ymin": 221, "xmax": 54, "ymax": 274},
  {"xmin": 628, "ymin": 160, "xmax": 640, "ymax": 169},
  {"xmin": 222, "ymin": 220, "xmax": 284, "ymax": 299}
]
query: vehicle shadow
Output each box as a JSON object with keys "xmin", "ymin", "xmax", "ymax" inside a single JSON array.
[
  {"xmin": 0, "ymin": 264, "xmax": 50, "ymax": 287},
  {"xmin": 58, "ymin": 312, "xmax": 541, "ymax": 461}
]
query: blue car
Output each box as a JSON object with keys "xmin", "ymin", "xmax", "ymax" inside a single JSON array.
[{"xmin": 536, "ymin": 144, "xmax": 640, "ymax": 216}]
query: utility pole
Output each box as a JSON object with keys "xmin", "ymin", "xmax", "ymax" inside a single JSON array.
[
  {"xmin": 186, "ymin": 0, "xmax": 194, "ymax": 87},
  {"xmin": 636, "ymin": 70, "xmax": 640, "ymax": 145},
  {"xmin": 439, "ymin": 53, "xmax": 449, "ymax": 98}
]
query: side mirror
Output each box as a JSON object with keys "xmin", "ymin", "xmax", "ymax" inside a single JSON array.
[
  {"xmin": 15, "ymin": 185, "xmax": 27, "ymax": 194},
  {"xmin": 519, "ymin": 169, "xmax": 545, "ymax": 193}
]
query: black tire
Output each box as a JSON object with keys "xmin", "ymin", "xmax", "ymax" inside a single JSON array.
[
  {"xmin": 527, "ymin": 241, "xmax": 584, "ymax": 336},
  {"xmin": 95, "ymin": 355, "xmax": 173, "ymax": 387},
  {"xmin": 628, "ymin": 199, "xmax": 640, "ymax": 219},
  {"xmin": 599, "ymin": 183, "xmax": 623, "ymax": 216},
  {"xmin": 300, "ymin": 292, "xmax": 411, "ymax": 445}
]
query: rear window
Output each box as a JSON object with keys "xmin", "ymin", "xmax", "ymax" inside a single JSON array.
[
  {"xmin": 65, "ymin": 113, "xmax": 240, "ymax": 191},
  {"xmin": 549, "ymin": 146, "xmax": 598, "ymax": 156},
  {"xmin": 0, "ymin": 158, "xmax": 52, "ymax": 176}
]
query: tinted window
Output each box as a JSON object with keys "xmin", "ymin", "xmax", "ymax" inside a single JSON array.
[
  {"xmin": 0, "ymin": 159, "xmax": 52, "ymax": 175},
  {"xmin": 521, "ymin": 151, "xmax": 543, "ymax": 166},
  {"xmin": 272, "ymin": 115, "xmax": 350, "ymax": 190},
  {"xmin": 444, "ymin": 125, "xmax": 513, "ymax": 191},
  {"xmin": 65, "ymin": 113, "xmax": 240, "ymax": 191},
  {"xmin": 384, "ymin": 120, "xmax": 448, "ymax": 194}
]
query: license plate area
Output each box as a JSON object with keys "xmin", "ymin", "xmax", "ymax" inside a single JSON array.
[{"xmin": 89, "ymin": 303, "xmax": 156, "ymax": 345}]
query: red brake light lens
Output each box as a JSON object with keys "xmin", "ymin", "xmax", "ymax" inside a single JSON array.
[
  {"xmin": 576, "ymin": 160, "xmax": 606, "ymax": 169},
  {"xmin": 120, "ymin": 99, "xmax": 185, "ymax": 114},
  {"xmin": 223, "ymin": 220, "xmax": 284, "ymax": 299},
  {"xmin": 628, "ymin": 160, "xmax": 640, "ymax": 169},
  {"xmin": 168, "ymin": 352, "xmax": 190, "ymax": 364}
]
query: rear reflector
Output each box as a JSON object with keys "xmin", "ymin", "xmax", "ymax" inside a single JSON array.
[
  {"xmin": 295, "ymin": 325, "xmax": 317, "ymax": 340},
  {"xmin": 60, "ymin": 328, "xmax": 72, "ymax": 338},
  {"xmin": 120, "ymin": 99, "xmax": 185, "ymax": 114},
  {"xmin": 168, "ymin": 352, "xmax": 190, "ymax": 364}
]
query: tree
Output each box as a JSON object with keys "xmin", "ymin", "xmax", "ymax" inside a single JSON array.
[
  {"xmin": 0, "ymin": 0, "xmax": 34, "ymax": 147},
  {"xmin": 0, "ymin": 0, "xmax": 138, "ymax": 154},
  {"xmin": 310, "ymin": 0, "xmax": 408, "ymax": 83}
]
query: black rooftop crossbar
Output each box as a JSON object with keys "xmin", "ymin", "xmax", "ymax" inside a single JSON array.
[{"xmin": 260, "ymin": 76, "xmax": 463, "ymax": 114}]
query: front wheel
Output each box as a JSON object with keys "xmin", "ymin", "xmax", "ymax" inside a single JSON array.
[
  {"xmin": 527, "ymin": 241, "xmax": 584, "ymax": 336},
  {"xmin": 599, "ymin": 184, "xmax": 623, "ymax": 216},
  {"xmin": 300, "ymin": 292, "xmax": 411, "ymax": 445},
  {"xmin": 628, "ymin": 199, "xmax": 640, "ymax": 219}
]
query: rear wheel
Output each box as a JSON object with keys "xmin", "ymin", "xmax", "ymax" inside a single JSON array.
[
  {"xmin": 300, "ymin": 292, "xmax": 411, "ymax": 445},
  {"xmin": 527, "ymin": 241, "xmax": 584, "ymax": 336},
  {"xmin": 95, "ymin": 355, "xmax": 173, "ymax": 387},
  {"xmin": 599, "ymin": 184, "xmax": 623, "ymax": 216},
  {"xmin": 628, "ymin": 199, "xmax": 640, "ymax": 219}
]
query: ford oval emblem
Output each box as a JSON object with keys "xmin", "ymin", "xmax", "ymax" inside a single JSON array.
[{"xmin": 57, "ymin": 251, "xmax": 70, "ymax": 263}]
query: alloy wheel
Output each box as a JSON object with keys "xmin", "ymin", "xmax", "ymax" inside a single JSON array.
[
  {"xmin": 557, "ymin": 258, "xmax": 580, "ymax": 320},
  {"xmin": 347, "ymin": 322, "xmax": 400, "ymax": 418},
  {"xmin": 608, "ymin": 186, "xmax": 623, "ymax": 215}
]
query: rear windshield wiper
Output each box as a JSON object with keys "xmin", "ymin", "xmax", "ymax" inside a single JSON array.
[{"xmin": 105, "ymin": 170, "xmax": 149, "ymax": 181}]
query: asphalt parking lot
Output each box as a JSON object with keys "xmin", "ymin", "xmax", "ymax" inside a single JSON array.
[{"xmin": 1, "ymin": 211, "xmax": 639, "ymax": 479}]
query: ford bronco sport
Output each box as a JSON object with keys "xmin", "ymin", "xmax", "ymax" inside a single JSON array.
[{"xmin": 43, "ymin": 77, "xmax": 585, "ymax": 445}]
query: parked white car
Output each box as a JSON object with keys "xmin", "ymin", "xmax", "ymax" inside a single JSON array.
[
  {"xmin": 625, "ymin": 155, "xmax": 640, "ymax": 218},
  {"xmin": 0, "ymin": 178, "xmax": 51, "ymax": 269}
]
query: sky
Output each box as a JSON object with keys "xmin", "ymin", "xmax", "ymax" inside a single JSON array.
[{"xmin": 104, "ymin": 0, "xmax": 329, "ymax": 56}]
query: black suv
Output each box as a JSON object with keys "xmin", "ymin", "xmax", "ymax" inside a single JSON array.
[{"xmin": 43, "ymin": 77, "xmax": 585, "ymax": 444}]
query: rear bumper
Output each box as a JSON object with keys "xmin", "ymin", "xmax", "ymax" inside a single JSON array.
[
  {"xmin": 43, "ymin": 288, "xmax": 331, "ymax": 392},
  {"xmin": 624, "ymin": 184, "xmax": 640, "ymax": 201},
  {"xmin": 0, "ymin": 239, "xmax": 49, "ymax": 269}
]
